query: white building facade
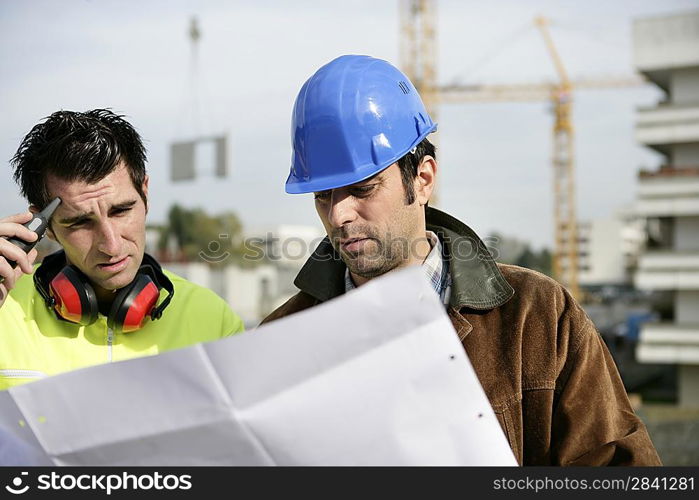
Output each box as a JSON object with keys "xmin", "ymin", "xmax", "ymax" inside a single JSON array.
[
  {"xmin": 164, "ymin": 225, "xmax": 326, "ymax": 328},
  {"xmin": 577, "ymin": 209, "xmax": 646, "ymax": 288},
  {"xmin": 632, "ymin": 10, "xmax": 699, "ymax": 406}
]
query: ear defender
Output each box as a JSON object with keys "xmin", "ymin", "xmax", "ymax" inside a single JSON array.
[
  {"xmin": 107, "ymin": 274, "xmax": 161, "ymax": 334},
  {"xmin": 35, "ymin": 251, "xmax": 174, "ymax": 334},
  {"xmin": 48, "ymin": 266, "xmax": 99, "ymax": 326}
]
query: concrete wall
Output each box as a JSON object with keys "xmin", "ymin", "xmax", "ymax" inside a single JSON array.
[
  {"xmin": 674, "ymin": 216, "xmax": 699, "ymax": 251},
  {"xmin": 673, "ymin": 143, "xmax": 699, "ymax": 166},
  {"xmin": 579, "ymin": 214, "xmax": 645, "ymax": 286},
  {"xmin": 579, "ymin": 218, "xmax": 626, "ymax": 285},
  {"xmin": 679, "ymin": 365, "xmax": 699, "ymax": 407},
  {"xmin": 224, "ymin": 265, "xmax": 278, "ymax": 328},
  {"xmin": 671, "ymin": 67, "xmax": 699, "ymax": 104},
  {"xmin": 633, "ymin": 10, "xmax": 699, "ymax": 71},
  {"xmin": 677, "ymin": 291, "xmax": 699, "ymax": 324},
  {"xmin": 162, "ymin": 262, "xmax": 285, "ymax": 327},
  {"xmin": 634, "ymin": 9, "xmax": 699, "ymax": 409}
]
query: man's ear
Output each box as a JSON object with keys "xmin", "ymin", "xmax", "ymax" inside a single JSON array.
[
  {"xmin": 414, "ymin": 156, "xmax": 437, "ymax": 206},
  {"xmin": 142, "ymin": 175, "xmax": 150, "ymax": 214}
]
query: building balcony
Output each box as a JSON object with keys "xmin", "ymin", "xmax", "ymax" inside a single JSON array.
[
  {"xmin": 635, "ymin": 104, "xmax": 699, "ymax": 148},
  {"xmin": 636, "ymin": 322, "xmax": 699, "ymax": 364},
  {"xmin": 635, "ymin": 251, "xmax": 699, "ymax": 290},
  {"xmin": 636, "ymin": 166, "xmax": 699, "ymax": 217}
]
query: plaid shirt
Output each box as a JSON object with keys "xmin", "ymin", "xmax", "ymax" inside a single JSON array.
[{"xmin": 345, "ymin": 231, "xmax": 452, "ymax": 306}]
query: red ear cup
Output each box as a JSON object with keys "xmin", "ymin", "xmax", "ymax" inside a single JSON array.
[
  {"xmin": 36, "ymin": 251, "xmax": 171, "ymax": 333},
  {"xmin": 36, "ymin": 251, "xmax": 172, "ymax": 332},
  {"xmin": 49, "ymin": 266, "xmax": 99, "ymax": 326},
  {"xmin": 107, "ymin": 274, "xmax": 160, "ymax": 334}
]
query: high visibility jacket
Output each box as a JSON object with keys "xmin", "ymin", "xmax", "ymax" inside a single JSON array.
[{"xmin": 0, "ymin": 268, "xmax": 244, "ymax": 390}]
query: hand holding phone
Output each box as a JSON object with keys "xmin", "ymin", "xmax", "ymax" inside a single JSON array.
[{"xmin": 0, "ymin": 198, "xmax": 61, "ymax": 302}]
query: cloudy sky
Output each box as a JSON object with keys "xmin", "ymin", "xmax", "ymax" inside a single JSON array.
[{"xmin": 2, "ymin": 0, "xmax": 697, "ymax": 249}]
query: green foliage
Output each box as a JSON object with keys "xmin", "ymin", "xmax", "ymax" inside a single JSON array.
[
  {"xmin": 157, "ymin": 204, "xmax": 252, "ymax": 267},
  {"xmin": 488, "ymin": 232, "xmax": 552, "ymax": 276},
  {"xmin": 514, "ymin": 247, "xmax": 552, "ymax": 276}
]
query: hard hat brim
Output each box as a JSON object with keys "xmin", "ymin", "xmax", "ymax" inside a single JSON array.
[{"xmin": 285, "ymin": 123, "xmax": 437, "ymax": 194}]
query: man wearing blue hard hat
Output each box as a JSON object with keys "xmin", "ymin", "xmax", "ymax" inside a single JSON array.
[{"xmin": 263, "ymin": 55, "xmax": 660, "ymax": 466}]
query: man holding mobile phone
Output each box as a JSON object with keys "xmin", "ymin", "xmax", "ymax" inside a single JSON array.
[{"xmin": 0, "ymin": 109, "xmax": 244, "ymax": 390}]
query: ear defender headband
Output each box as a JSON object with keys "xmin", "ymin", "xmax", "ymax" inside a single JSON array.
[{"xmin": 34, "ymin": 251, "xmax": 174, "ymax": 334}]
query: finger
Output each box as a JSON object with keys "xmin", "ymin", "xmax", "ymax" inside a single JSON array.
[
  {"xmin": 20, "ymin": 248, "xmax": 39, "ymax": 275},
  {"xmin": 0, "ymin": 240, "xmax": 34, "ymax": 274},
  {"xmin": 27, "ymin": 248, "xmax": 38, "ymax": 266},
  {"xmin": 12, "ymin": 263, "xmax": 25, "ymax": 285},
  {"xmin": 16, "ymin": 249, "xmax": 36, "ymax": 275},
  {"xmin": 1, "ymin": 249, "xmax": 38, "ymax": 287},
  {"xmin": 0, "ymin": 222, "xmax": 39, "ymax": 244},
  {"xmin": 0, "ymin": 258, "xmax": 18, "ymax": 290},
  {"xmin": 0, "ymin": 211, "xmax": 33, "ymax": 224}
]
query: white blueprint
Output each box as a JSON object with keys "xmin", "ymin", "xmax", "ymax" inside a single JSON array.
[{"xmin": 0, "ymin": 267, "xmax": 517, "ymax": 466}]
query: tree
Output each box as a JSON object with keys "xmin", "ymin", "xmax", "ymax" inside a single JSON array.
[
  {"xmin": 157, "ymin": 204, "xmax": 250, "ymax": 267},
  {"xmin": 488, "ymin": 232, "xmax": 552, "ymax": 276}
]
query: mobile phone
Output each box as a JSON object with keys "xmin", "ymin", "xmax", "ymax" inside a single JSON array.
[{"xmin": 0, "ymin": 197, "xmax": 61, "ymax": 284}]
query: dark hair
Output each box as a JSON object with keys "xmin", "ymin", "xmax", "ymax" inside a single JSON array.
[
  {"xmin": 11, "ymin": 109, "xmax": 147, "ymax": 209},
  {"xmin": 396, "ymin": 137, "xmax": 436, "ymax": 205}
]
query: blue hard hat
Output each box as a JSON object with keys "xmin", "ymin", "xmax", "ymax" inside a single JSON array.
[{"xmin": 286, "ymin": 55, "xmax": 437, "ymax": 194}]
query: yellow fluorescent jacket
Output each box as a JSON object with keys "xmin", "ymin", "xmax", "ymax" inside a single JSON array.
[{"xmin": 0, "ymin": 268, "xmax": 244, "ymax": 390}]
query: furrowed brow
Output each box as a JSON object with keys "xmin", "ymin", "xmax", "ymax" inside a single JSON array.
[
  {"xmin": 58, "ymin": 212, "xmax": 94, "ymax": 225},
  {"xmin": 58, "ymin": 200, "xmax": 138, "ymax": 225}
]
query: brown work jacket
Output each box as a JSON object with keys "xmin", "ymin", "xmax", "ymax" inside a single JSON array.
[{"xmin": 261, "ymin": 207, "xmax": 662, "ymax": 466}]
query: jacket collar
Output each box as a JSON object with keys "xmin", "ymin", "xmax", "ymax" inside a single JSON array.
[
  {"xmin": 294, "ymin": 207, "xmax": 514, "ymax": 311},
  {"xmin": 425, "ymin": 207, "xmax": 514, "ymax": 310}
]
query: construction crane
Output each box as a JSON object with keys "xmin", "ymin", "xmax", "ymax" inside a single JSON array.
[
  {"xmin": 400, "ymin": 0, "xmax": 440, "ymax": 205},
  {"xmin": 539, "ymin": 15, "xmax": 578, "ymax": 300},
  {"xmin": 399, "ymin": 1, "xmax": 643, "ymax": 300},
  {"xmin": 400, "ymin": 0, "xmax": 438, "ymax": 123}
]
